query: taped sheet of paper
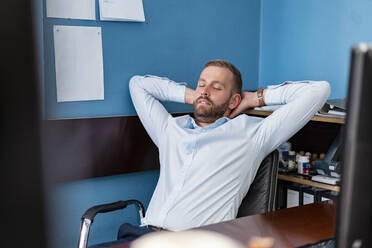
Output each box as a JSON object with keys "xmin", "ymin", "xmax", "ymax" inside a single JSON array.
[
  {"xmin": 46, "ymin": 0, "xmax": 96, "ymax": 20},
  {"xmin": 53, "ymin": 25, "xmax": 104, "ymax": 102},
  {"xmin": 99, "ymin": 0, "xmax": 145, "ymax": 22}
]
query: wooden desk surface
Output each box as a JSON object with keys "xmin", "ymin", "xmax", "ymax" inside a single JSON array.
[
  {"xmin": 197, "ymin": 201, "xmax": 336, "ymax": 248},
  {"xmin": 111, "ymin": 201, "xmax": 336, "ymax": 248}
]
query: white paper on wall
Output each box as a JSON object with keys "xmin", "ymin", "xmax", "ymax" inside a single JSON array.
[
  {"xmin": 46, "ymin": 0, "xmax": 96, "ymax": 20},
  {"xmin": 53, "ymin": 25, "xmax": 104, "ymax": 102},
  {"xmin": 99, "ymin": 0, "xmax": 145, "ymax": 22}
]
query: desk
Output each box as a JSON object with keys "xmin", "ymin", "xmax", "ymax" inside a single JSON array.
[{"xmin": 110, "ymin": 201, "xmax": 336, "ymax": 248}]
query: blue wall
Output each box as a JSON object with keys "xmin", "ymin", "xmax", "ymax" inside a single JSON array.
[
  {"xmin": 41, "ymin": 1, "xmax": 262, "ymax": 247},
  {"xmin": 259, "ymin": 0, "xmax": 372, "ymax": 99},
  {"xmin": 44, "ymin": 0, "xmax": 261, "ymax": 119}
]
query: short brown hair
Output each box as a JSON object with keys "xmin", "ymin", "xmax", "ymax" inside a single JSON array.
[{"xmin": 204, "ymin": 59, "xmax": 242, "ymax": 94}]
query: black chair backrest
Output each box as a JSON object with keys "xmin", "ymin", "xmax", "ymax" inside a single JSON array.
[{"xmin": 237, "ymin": 150, "xmax": 279, "ymax": 217}]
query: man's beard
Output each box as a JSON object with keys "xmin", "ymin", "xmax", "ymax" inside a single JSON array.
[{"xmin": 193, "ymin": 96, "xmax": 230, "ymax": 123}]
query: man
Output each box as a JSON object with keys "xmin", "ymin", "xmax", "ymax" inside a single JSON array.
[{"xmin": 129, "ymin": 60, "xmax": 330, "ymax": 233}]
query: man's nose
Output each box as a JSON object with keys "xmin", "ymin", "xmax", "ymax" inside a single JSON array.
[{"xmin": 201, "ymin": 87, "xmax": 210, "ymax": 97}]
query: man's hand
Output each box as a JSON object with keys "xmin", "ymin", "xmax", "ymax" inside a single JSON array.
[
  {"xmin": 185, "ymin": 88, "xmax": 196, "ymax": 105},
  {"xmin": 229, "ymin": 90, "xmax": 266, "ymax": 118}
]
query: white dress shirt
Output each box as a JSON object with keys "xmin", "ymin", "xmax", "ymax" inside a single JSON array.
[{"xmin": 129, "ymin": 75, "xmax": 330, "ymax": 231}]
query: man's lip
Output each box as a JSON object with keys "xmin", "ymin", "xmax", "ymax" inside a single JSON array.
[{"xmin": 197, "ymin": 99, "xmax": 211, "ymax": 105}]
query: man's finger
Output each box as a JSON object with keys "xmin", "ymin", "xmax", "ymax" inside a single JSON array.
[{"xmin": 229, "ymin": 108, "xmax": 240, "ymax": 119}]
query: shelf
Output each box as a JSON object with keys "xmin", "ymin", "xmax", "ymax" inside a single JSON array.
[
  {"xmin": 278, "ymin": 174, "xmax": 340, "ymax": 192},
  {"xmin": 244, "ymin": 109, "xmax": 345, "ymax": 124}
]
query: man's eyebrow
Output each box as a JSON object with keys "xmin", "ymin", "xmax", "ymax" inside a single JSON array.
[
  {"xmin": 199, "ymin": 78, "xmax": 224, "ymax": 84},
  {"xmin": 198, "ymin": 79, "xmax": 225, "ymax": 87}
]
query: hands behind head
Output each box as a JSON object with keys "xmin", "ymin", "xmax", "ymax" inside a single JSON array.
[
  {"xmin": 187, "ymin": 87, "xmax": 263, "ymax": 119},
  {"xmin": 229, "ymin": 91, "xmax": 260, "ymax": 119}
]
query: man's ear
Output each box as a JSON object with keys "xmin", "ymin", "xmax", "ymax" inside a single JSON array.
[{"xmin": 229, "ymin": 93, "xmax": 241, "ymax": 110}]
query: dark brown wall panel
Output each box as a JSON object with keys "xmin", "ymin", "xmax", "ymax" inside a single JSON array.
[
  {"xmin": 42, "ymin": 116, "xmax": 160, "ymax": 183},
  {"xmin": 42, "ymin": 114, "xmax": 339, "ymax": 183}
]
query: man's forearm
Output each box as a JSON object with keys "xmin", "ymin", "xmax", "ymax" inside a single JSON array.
[
  {"xmin": 229, "ymin": 88, "xmax": 268, "ymax": 118},
  {"xmin": 130, "ymin": 75, "xmax": 186, "ymax": 146},
  {"xmin": 264, "ymin": 81, "xmax": 326, "ymax": 106},
  {"xmin": 242, "ymin": 89, "xmax": 268, "ymax": 108},
  {"xmin": 130, "ymin": 75, "xmax": 187, "ymax": 104},
  {"xmin": 254, "ymin": 81, "xmax": 330, "ymax": 153}
]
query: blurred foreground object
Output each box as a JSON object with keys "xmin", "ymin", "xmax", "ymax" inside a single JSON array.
[
  {"xmin": 248, "ymin": 237, "xmax": 274, "ymax": 248},
  {"xmin": 131, "ymin": 230, "xmax": 245, "ymax": 248}
]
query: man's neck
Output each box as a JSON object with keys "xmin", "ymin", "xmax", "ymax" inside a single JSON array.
[
  {"xmin": 194, "ymin": 112, "xmax": 230, "ymax": 127},
  {"xmin": 194, "ymin": 119, "xmax": 215, "ymax": 127}
]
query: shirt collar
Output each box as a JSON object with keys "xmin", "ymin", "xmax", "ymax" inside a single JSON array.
[{"xmin": 186, "ymin": 116, "xmax": 230, "ymax": 130}]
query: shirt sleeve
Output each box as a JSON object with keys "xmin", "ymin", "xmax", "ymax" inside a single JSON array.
[
  {"xmin": 129, "ymin": 75, "xmax": 186, "ymax": 147},
  {"xmin": 253, "ymin": 81, "xmax": 331, "ymax": 154}
]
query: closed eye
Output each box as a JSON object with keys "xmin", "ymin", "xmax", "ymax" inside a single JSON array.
[{"xmin": 213, "ymin": 83, "xmax": 224, "ymax": 90}]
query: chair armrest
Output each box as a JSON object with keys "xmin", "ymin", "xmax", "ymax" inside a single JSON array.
[
  {"xmin": 78, "ymin": 200, "xmax": 144, "ymax": 248},
  {"xmin": 82, "ymin": 200, "xmax": 145, "ymax": 223}
]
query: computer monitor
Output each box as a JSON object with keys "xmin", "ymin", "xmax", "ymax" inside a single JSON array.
[
  {"xmin": 0, "ymin": 0, "xmax": 46, "ymax": 247},
  {"xmin": 336, "ymin": 43, "xmax": 372, "ymax": 248}
]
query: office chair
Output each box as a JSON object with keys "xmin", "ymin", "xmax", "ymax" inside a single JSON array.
[
  {"xmin": 78, "ymin": 150, "xmax": 279, "ymax": 248},
  {"xmin": 237, "ymin": 149, "xmax": 279, "ymax": 217}
]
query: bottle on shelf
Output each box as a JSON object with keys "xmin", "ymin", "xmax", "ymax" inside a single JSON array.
[
  {"xmin": 288, "ymin": 151, "xmax": 297, "ymax": 171},
  {"xmin": 278, "ymin": 141, "xmax": 291, "ymax": 168},
  {"xmin": 297, "ymin": 155, "xmax": 310, "ymax": 175}
]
